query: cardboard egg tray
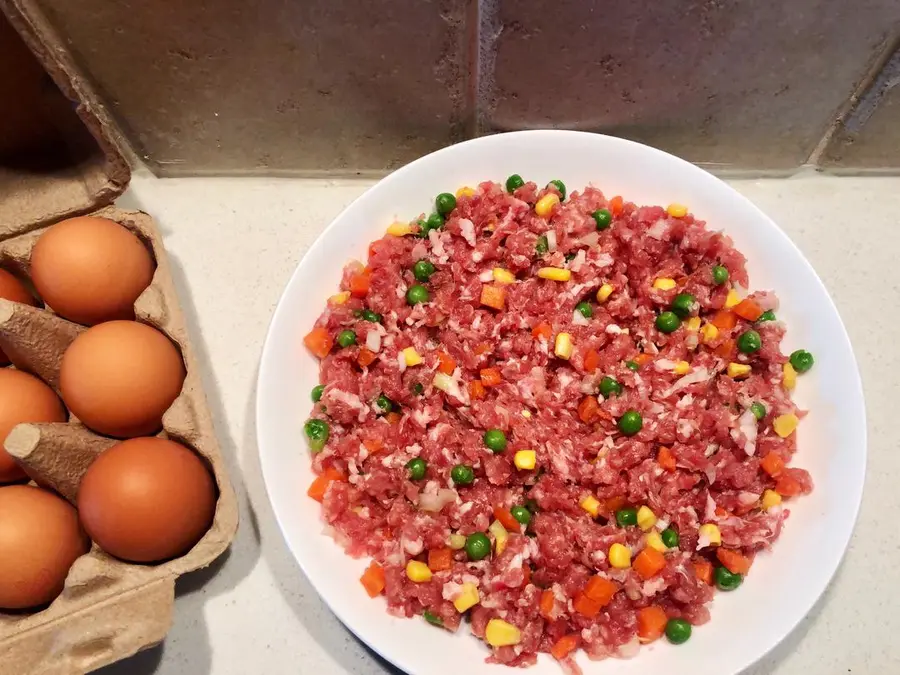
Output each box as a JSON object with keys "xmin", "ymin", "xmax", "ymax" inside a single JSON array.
[{"xmin": 0, "ymin": 2, "xmax": 238, "ymax": 673}]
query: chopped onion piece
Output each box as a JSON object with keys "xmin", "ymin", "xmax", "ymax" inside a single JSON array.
[{"xmin": 365, "ymin": 331, "xmax": 381, "ymax": 352}]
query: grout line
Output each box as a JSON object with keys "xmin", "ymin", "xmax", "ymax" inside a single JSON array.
[
  {"xmin": 475, "ymin": 0, "xmax": 501, "ymax": 136},
  {"xmin": 464, "ymin": 0, "xmax": 481, "ymax": 140}
]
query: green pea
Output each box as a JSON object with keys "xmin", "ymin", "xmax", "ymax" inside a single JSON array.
[
  {"xmin": 535, "ymin": 235, "xmax": 549, "ymax": 255},
  {"xmin": 655, "ymin": 311, "xmax": 681, "ymax": 334},
  {"xmin": 661, "ymin": 528, "xmax": 680, "ymax": 548},
  {"xmin": 506, "ymin": 174, "xmax": 524, "ymax": 192},
  {"xmin": 618, "ymin": 410, "xmax": 643, "ymax": 436},
  {"xmin": 712, "ymin": 265, "xmax": 729, "ymax": 285},
  {"xmin": 483, "ymin": 429, "xmax": 507, "ymax": 453},
  {"xmin": 670, "ymin": 293, "xmax": 696, "ymax": 319},
  {"xmin": 311, "ymin": 384, "xmax": 325, "ymax": 403},
  {"xmin": 360, "ymin": 309, "xmax": 382, "ymax": 323},
  {"xmin": 423, "ymin": 610, "xmax": 444, "ymax": 627},
  {"xmin": 715, "ymin": 565, "xmax": 743, "ymax": 591},
  {"xmin": 412, "ymin": 382, "xmax": 425, "ymax": 396},
  {"xmin": 465, "ymin": 532, "xmax": 491, "ymax": 561},
  {"xmin": 665, "ymin": 618, "xmax": 692, "ymax": 645},
  {"xmin": 510, "ymin": 505, "xmax": 532, "ymax": 526},
  {"xmin": 750, "ymin": 402, "xmax": 766, "ymax": 420},
  {"xmin": 592, "ymin": 208, "xmax": 612, "ymax": 230},
  {"xmin": 375, "ymin": 394, "xmax": 394, "ymax": 415},
  {"xmin": 599, "ymin": 376, "xmax": 622, "ymax": 398},
  {"xmin": 790, "ymin": 349, "xmax": 814, "ymax": 373},
  {"xmin": 625, "ymin": 360, "xmax": 640, "ymax": 372},
  {"xmin": 548, "ymin": 179, "xmax": 566, "ymax": 201},
  {"xmin": 451, "ymin": 464, "xmax": 475, "ymax": 486},
  {"xmin": 406, "ymin": 284, "xmax": 430, "ymax": 305},
  {"xmin": 615, "ymin": 508, "xmax": 638, "ymax": 527},
  {"xmin": 413, "ymin": 259, "xmax": 436, "ymax": 282},
  {"xmin": 419, "ymin": 213, "xmax": 444, "ymax": 238},
  {"xmin": 757, "ymin": 310, "xmax": 776, "ymax": 322},
  {"xmin": 736, "ymin": 329, "xmax": 761, "ymax": 354},
  {"xmin": 304, "ymin": 419, "xmax": 329, "ymax": 452},
  {"xmin": 435, "ymin": 192, "xmax": 457, "ymax": 216},
  {"xmin": 406, "ymin": 457, "xmax": 427, "ymax": 481},
  {"xmin": 575, "ymin": 302, "xmax": 593, "ymax": 318},
  {"xmin": 336, "ymin": 329, "xmax": 357, "ymax": 348}
]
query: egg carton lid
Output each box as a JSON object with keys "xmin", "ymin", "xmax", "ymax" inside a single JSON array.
[{"xmin": 0, "ymin": 0, "xmax": 130, "ymax": 238}]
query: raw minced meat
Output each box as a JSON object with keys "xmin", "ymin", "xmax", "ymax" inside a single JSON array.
[{"xmin": 302, "ymin": 179, "xmax": 813, "ymax": 670}]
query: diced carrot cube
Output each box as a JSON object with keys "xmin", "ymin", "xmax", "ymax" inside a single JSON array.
[
  {"xmin": 637, "ymin": 606, "xmax": 668, "ymax": 643},
  {"xmin": 603, "ymin": 496, "xmax": 626, "ymax": 514},
  {"xmin": 306, "ymin": 467, "xmax": 346, "ymax": 502},
  {"xmin": 583, "ymin": 348, "xmax": 601, "ymax": 373},
  {"xmin": 349, "ymin": 268, "xmax": 371, "ymax": 298},
  {"xmin": 733, "ymin": 298, "xmax": 763, "ymax": 321},
  {"xmin": 775, "ymin": 474, "xmax": 804, "ymax": 497},
  {"xmin": 480, "ymin": 284, "xmax": 506, "ymax": 310},
  {"xmin": 583, "ymin": 576, "xmax": 618, "ymax": 605},
  {"xmin": 578, "ymin": 395, "xmax": 600, "ymax": 424},
  {"xmin": 608, "ymin": 195, "xmax": 624, "ymax": 216},
  {"xmin": 437, "ymin": 351, "xmax": 456, "ymax": 375},
  {"xmin": 634, "ymin": 353, "xmax": 653, "ymax": 366},
  {"xmin": 357, "ymin": 347, "xmax": 377, "ymax": 367},
  {"xmin": 474, "ymin": 342, "xmax": 492, "ymax": 356},
  {"xmin": 551, "ymin": 634, "xmax": 580, "ymax": 660},
  {"xmin": 693, "ymin": 559, "xmax": 713, "ymax": 585},
  {"xmin": 362, "ymin": 438, "xmax": 383, "ymax": 454},
  {"xmin": 711, "ymin": 310, "xmax": 738, "ymax": 330},
  {"xmin": 532, "ymin": 321, "xmax": 553, "ymax": 341},
  {"xmin": 716, "ymin": 548, "xmax": 752, "ymax": 575},
  {"xmin": 360, "ymin": 561, "xmax": 386, "ymax": 597},
  {"xmin": 385, "ymin": 412, "xmax": 401, "ymax": 425},
  {"xmin": 657, "ymin": 446, "xmax": 676, "ymax": 471},
  {"xmin": 428, "ymin": 547, "xmax": 453, "ymax": 572},
  {"xmin": 760, "ymin": 452, "xmax": 785, "ymax": 477},
  {"xmin": 493, "ymin": 506, "xmax": 521, "ymax": 531},
  {"xmin": 715, "ymin": 338, "xmax": 735, "ymax": 358},
  {"xmin": 539, "ymin": 589, "xmax": 556, "ymax": 620},
  {"xmin": 633, "ymin": 547, "xmax": 667, "ymax": 580},
  {"xmin": 303, "ymin": 326, "xmax": 333, "ymax": 359},
  {"xmin": 468, "ymin": 380, "xmax": 486, "ymax": 400},
  {"xmin": 480, "ymin": 367, "xmax": 502, "ymax": 387},
  {"xmin": 573, "ymin": 592, "xmax": 603, "ymax": 618}
]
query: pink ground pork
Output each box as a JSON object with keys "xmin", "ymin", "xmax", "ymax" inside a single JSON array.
[{"xmin": 302, "ymin": 178, "xmax": 813, "ymax": 671}]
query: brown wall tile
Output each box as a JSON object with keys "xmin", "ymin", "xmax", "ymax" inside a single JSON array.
[
  {"xmin": 34, "ymin": 0, "xmax": 472, "ymax": 175},
  {"xmin": 483, "ymin": 0, "xmax": 899, "ymax": 171}
]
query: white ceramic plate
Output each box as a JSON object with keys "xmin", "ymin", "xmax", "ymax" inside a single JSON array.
[{"xmin": 257, "ymin": 131, "xmax": 866, "ymax": 675}]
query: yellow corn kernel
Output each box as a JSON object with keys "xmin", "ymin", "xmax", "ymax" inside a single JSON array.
[
  {"xmin": 535, "ymin": 193, "xmax": 560, "ymax": 218},
  {"xmin": 386, "ymin": 221, "xmax": 414, "ymax": 237},
  {"xmin": 783, "ymin": 362, "xmax": 797, "ymax": 391},
  {"xmin": 448, "ymin": 533, "xmax": 466, "ymax": 550},
  {"xmin": 637, "ymin": 506, "xmax": 657, "ymax": 532},
  {"xmin": 608, "ymin": 543, "xmax": 632, "ymax": 569},
  {"xmin": 698, "ymin": 523, "xmax": 721, "ymax": 547},
  {"xmin": 666, "ymin": 203, "xmax": 688, "ymax": 218},
  {"xmin": 406, "ymin": 560, "xmax": 433, "ymax": 583},
  {"xmin": 700, "ymin": 323, "xmax": 719, "ymax": 343},
  {"xmin": 580, "ymin": 494, "xmax": 600, "ymax": 517},
  {"xmin": 554, "ymin": 332, "xmax": 574, "ymax": 360},
  {"xmin": 725, "ymin": 289, "xmax": 740, "ymax": 308},
  {"xmin": 727, "ymin": 362, "xmax": 752, "ymax": 379},
  {"xmin": 485, "ymin": 618, "xmax": 522, "ymax": 647},
  {"xmin": 328, "ymin": 291, "xmax": 350, "ymax": 305},
  {"xmin": 514, "ymin": 450, "xmax": 537, "ymax": 471},
  {"xmin": 646, "ymin": 531, "xmax": 668, "ymax": 553},
  {"xmin": 455, "ymin": 186, "xmax": 475, "ymax": 199},
  {"xmin": 453, "ymin": 582, "xmax": 480, "ymax": 613},
  {"xmin": 538, "ymin": 267, "xmax": 572, "ymax": 282},
  {"xmin": 773, "ymin": 413, "xmax": 799, "ymax": 438},
  {"xmin": 653, "ymin": 277, "xmax": 677, "ymax": 291},
  {"xmin": 489, "ymin": 520, "xmax": 509, "ymax": 555},
  {"xmin": 686, "ymin": 316, "xmax": 701, "ymax": 332},
  {"xmin": 761, "ymin": 489, "xmax": 782, "ymax": 511},
  {"xmin": 492, "ymin": 268, "xmax": 516, "ymax": 284},
  {"xmin": 402, "ymin": 347, "xmax": 423, "ymax": 367},
  {"xmin": 521, "ymin": 409, "xmax": 532, "ymax": 418},
  {"xmin": 596, "ymin": 283, "xmax": 614, "ymax": 302},
  {"xmin": 673, "ymin": 361, "xmax": 691, "ymax": 375}
]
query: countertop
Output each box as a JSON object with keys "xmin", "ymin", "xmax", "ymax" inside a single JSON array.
[{"xmin": 100, "ymin": 171, "xmax": 899, "ymax": 675}]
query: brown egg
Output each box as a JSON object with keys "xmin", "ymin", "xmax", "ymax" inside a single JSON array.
[
  {"xmin": 0, "ymin": 485, "xmax": 89, "ymax": 609},
  {"xmin": 0, "ymin": 268, "xmax": 37, "ymax": 365},
  {"xmin": 60, "ymin": 321, "xmax": 185, "ymax": 438},
  {"xmin": 78, "ymin": 437, "xmax": 216, "ymax": 563},
  {"xmin": 0, "ymin": 369, "xmax": 66, "ymax": 483},
  {"xmin": 30, "ymin": 216, "xmax": 154, "ymax": 326}
]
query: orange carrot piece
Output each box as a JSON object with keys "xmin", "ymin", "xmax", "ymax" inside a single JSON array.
[
  {"xmin": 733, "ymin": 298, "xmax": 764, "ymax": 322},
  {"xmin": 437, "ymin": 351, "xmax": 457, "ymax": 375},
  {"xmin": 360, "ymin": 561, "xmax": 386, "ymax": 597},
  {"xmin": 539, "ymin": 589, "xmax": 556, "ymax": 620},
  {"xmin": 363, "ymin": 438, "xmax": 384, "ymax": 455},
  {"xmin": 474, "ymin": 342, "xmax": 492, "ymax": 356},
  {"xmin": 637, "ymin": 606, "xmax": 668, "ymax": 643},
  {"xmin": 657, "ymin": 446, "xmax": 677, "ymax": 471},
  {"xmin": 349, "ymin": 268, "xmax": 371, "ymax": 298},
  {"xmin": 480, "ymin": 284, "xmax": 506, "ymax": 310},
  {"xmin": 711, "ymin": 310, "xmax": 738, "ymax": 330},
  {"xmin": 303, "ymin": 326, "xmax": 333, "ymax": 359},
  {"xmin": 714, "ymin": 338, "xmax": 735, "ymax": 358},
  {"xmin": 480, "ymin": 367, "xmax": 503, "ymax": 387},
  {"xmin": 775, "ymin": 474, "xmax": 804, "ymax": 497},
  {"xmin": 634, "ymin": 547, "xmax": 667, "ymax": 580},
  {"xmin": 693, "ymin": 560, "xmax": 713, "ymax": 585},
  {"xmin": 307, "ymin": 467, "xmax": 346, "ymax": 502},
  {"xmin": 608, "ymin": 195, "xmax": 624, "ymax": 216},
  {"xmin": 532, "ymin": 321, "xmax": 553, "ymax": 341},
  {"xmin": 573, "ymin": 592, "xmax": 603, "ymax": 618},
  {"xmin": 583, "ymin": 576, "xmax": 618, "ymax": 605},
  {"xmin": 634, "ymin": 353, "xmax": 653, "ymax": 366},
  {"xmin": 357, "ymin": 347, "xmax": 377, "ymax": 367},
  {"xmin": 603, "ymin": 496, "xmax": 627, "ymax": 514},
  {"xmin": 468, "ymin": 380, "xmax": 486, "ymax": 400},
  {"xmin": 551, "ymin": 633, "xmax": 581, "ymax": 661},
  {"xmin": 760, "ymin": 452, "xmax": 785, "ymax": 477},
  {"xmin": 583, "ymin": 348, "xmax": 601, "ymax": 373},
  {"xmin": 716, "ymin": 548, "xmax": 752, "ymax": 575},
  {"xmin": 578, "ymin": 395, "xmax": 600, "ymax": 424},
  {"xmin": 428, "ymin": 547, "xmax": 453, "ymax": 572},
  {"xmin": 385, "ymin": 412, "xmax": 401, "ymax": 425},
  {"xmin": 493, "ymin": 506, "xmax": 521, "ymax": 531}
]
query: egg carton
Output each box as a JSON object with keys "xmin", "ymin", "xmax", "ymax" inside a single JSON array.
[{"xmin": 0, "ymin": 2, "xmax": 238, "ymax": 673}]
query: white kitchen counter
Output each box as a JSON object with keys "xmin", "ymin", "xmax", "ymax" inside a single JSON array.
[{"xmin": 99, "ymin": 171, "xmax": 899, "ymax": 675}]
